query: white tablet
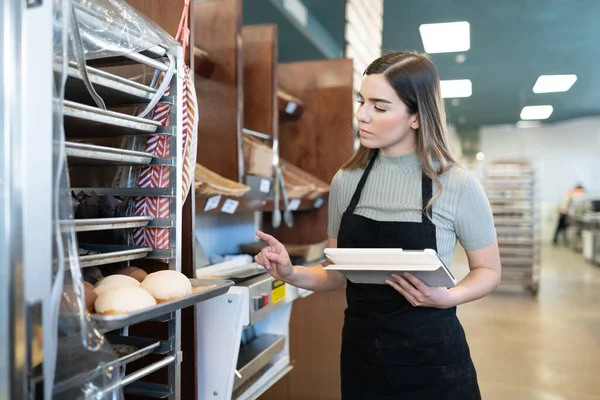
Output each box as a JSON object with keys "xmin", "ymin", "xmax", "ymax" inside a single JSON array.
[{"xmin": 323, "ymin": 248, "xmax": 456, "ymax": 288}]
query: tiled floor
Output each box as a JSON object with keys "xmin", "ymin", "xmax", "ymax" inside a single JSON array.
[{"xmin": 453, "ymin": 244, "xmax": 600, "ymax": 399}]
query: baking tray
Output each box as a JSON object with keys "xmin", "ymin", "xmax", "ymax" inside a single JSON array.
[
  {"xmin": 63, "ymin": 216, "xmax": 153, "ymax": 232},
  {"xmin": 65, "ymin": 142, "xmax": 154, "ymax": 166},
  {"xmin": 78, "ymin": 245, "xmax": 153, "ymax": 268},
  {"xmin": 63, "ymin": 100, "xmax": 162, "ymax": 137},
  {"xmin": 65, "ymin": 64, "xmax": 157, "ymax": 106},
  {"xmin": 91, "ymin": 279, "xmax": 234, "ymax": 332}
]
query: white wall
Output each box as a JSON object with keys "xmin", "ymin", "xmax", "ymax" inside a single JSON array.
[{"xmin": 478, "ymin": 117, "xmax": 600, "ymax": 242}]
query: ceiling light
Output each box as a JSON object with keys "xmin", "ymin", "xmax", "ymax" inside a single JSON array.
[
  {"xmin": 516, "ymin": 121, "xmax": 542, "ymax": 128},
  {"xmin": 440, "ymin": 79, "xmax": 472, "ymax": 98},
  {"xmin": 419, "ymin": 21, "xmax": 470, "ymax": 53},
  {"xmin": 476, "ymin": 152, "xmax": 485, "ymax": 161},
  {"xmin": 520, "ymin": 105, "xmax": 553, "ymax": 120},
  {"xmin": 533, "ymin": 74, "xmax": 577, "ymax": 93}
]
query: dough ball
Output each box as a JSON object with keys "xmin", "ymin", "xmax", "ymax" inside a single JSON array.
[
  {"xmin": 141, "ymin": 270, "xmax": 192, "ymax": 303},
  {"xmin": 94, "ymin": 286, "xmax": 157, "ymax": 315}
]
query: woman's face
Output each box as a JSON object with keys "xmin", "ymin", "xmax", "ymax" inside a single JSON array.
[{"xmin": 356, "ymin": 73, "xmax": 419, "ymax": 156}]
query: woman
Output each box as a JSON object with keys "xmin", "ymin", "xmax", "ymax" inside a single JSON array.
[{"xmin": 254, "ymin": 51, "xmax": 501, "ymax": 399}]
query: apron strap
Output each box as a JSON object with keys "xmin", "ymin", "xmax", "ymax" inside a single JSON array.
[
  {"xmin": 421, "ymin": 173, "xmax": 434, "ymax": 223},
  {"xmin": 346, "ymin": 152, "xmax": 379, "ymax": 214}
]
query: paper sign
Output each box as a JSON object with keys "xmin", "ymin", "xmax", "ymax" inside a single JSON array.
[
  {"xmin": 221, "ymin": 199, "xmax": 239, "ymax": 214},
  {"xmin": 204, "ymin": 195, "xmax": 221, "ymax": 211},
  {"xmin": 259, "ymin": 179, "xmax": 271, "ymax": 193},
  {"xmin": 288, "ymin": 199, "xmax": 302, "ymax": 211},
  {"xmin": 285, "ymin": 102, "xmax": 298, "ymax": 114}
]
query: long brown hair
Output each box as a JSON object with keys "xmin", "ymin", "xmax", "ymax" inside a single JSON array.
[{"xmin": 343, "ymin": 51, "xmax": 459, "ymax": 216}]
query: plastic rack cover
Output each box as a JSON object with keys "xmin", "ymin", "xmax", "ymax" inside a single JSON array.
[{"xmin": 52, "ymin": 0, "xmax": 122, "ymax": 398}]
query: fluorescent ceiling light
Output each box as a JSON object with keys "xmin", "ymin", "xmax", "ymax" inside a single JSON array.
[
  {"xmin": 520, "ymin": 105, "xmax": 553, "ymax": 120},
  {"xmin": 516, "ymin": 120, "xmax": 542, "ymax": 128},
  {"xmin": 533, "ymin": 74, "xmax": 577, "ymax": 93},
  {"xmin": 440, "ymin": 79, "xmax": 472, "ymax": 98},
  {"xmin": 419, "ymin": 21, "xmax": 470, "ymax": 53}
]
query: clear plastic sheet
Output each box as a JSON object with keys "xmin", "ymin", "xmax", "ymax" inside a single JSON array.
[
  {"xmin": 51, "ymin": 0, "xmax": 123, "ymax": 398},
  {"xmin": 68, "ymin": 0, "xmax": 179, "ymax": 60}
]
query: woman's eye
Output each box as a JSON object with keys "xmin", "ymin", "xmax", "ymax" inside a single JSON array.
[
  {"xmin": 356, "ymin": 99, "xmax": 364, "ymax": 105},
  {"xmin": 374, "ymin": 106, "xmax": 386, "ymax": 113}
]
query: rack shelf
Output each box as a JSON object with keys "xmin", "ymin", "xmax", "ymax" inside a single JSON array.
[
  {"xmin": 485, "ymin": 160, "xmax": 540, "ymax": 295},
  {"xmin": 90, "ymin": 279, "xmax": 234, "ymax": 332},
  {"xmin": 78, "ymin": 245, "xmax": 154, "ymax": 268},
  {"xmin": 64, "ymin": 216, "xmax": 153, "ymax": 232},
  {"xmin": 63, "ymin": 100, "xmax": 163, "ymax": 137},
  {"xmin": 64, "ymin": 63, "xmax": 157, "ymax": 106},
  {"xmin": 66, "ymin": 142, "xmax": 156, "ymax": 166}
]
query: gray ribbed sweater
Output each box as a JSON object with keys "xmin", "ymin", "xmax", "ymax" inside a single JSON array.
[{"xmin": 327, "ymin": 152, "xmax": 496, "ymax": 269}]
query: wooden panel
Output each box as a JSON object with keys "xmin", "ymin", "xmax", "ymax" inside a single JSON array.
[
  {"xmin": 242, "ymin": 24, "xmax": 278, "ymax": 137},
  {"xmin": 260, "ymin": 288, "xmax": 347, "ymax": 400},
  {"xmin": 264, "ymin": 59, "xmax": 355, "ymax": 245},
  {"xmin": 126, "ymin": 0, "xmax": 183, "ymax": 38},
  {"xmin": 260, "ymin": 59, "xmax": 354, "ymax": 400},
  {"xmin": 193, "ymin": 0, "xmax": 243, "ymax": 181}
]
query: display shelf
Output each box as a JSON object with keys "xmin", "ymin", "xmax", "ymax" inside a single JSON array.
[
  {"xmin": 193, "ymin": 46, "xmax": 216, "ymax": 79},
  {"xmin": 195, "ymin": 193, "xmax": 327, "ymax": 214},
  {"xmin": 485, "ymin": 160, "xmax": 540, "ymax": 295}
]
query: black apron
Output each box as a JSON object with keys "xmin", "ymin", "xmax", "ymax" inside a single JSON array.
[{"xmin": 338, "ymin": 153, "xmax": 481, "ymax": 400}]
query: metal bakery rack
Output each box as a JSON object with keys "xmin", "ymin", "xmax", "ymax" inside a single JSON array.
[
  {"xmin": 484, "ymin": 160, "xmax": 541, "ymax": 295},
  {"xmin": 47, "ymin": 2, "xmax": 232, "ymax": 399}
]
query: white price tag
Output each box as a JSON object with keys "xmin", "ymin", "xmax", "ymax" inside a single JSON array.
[
  {"xmin": 221, "ymin": 199, "xmax": 239, "ymax": 214},
  {"xmin": 288, "ymin": 199, "xmax": 302, "ymax": 211},
  {"xmin": 204, "ymin": 195, "xmax": 221, "ymax": 211},
  {"xmin": 259, "ymin": 179, "xmax": 271, "ymax": 193},
  {"xmin": 314, "ymin": 197, "xmax": 325, "ymax": 209},
  {"xmin": 285, "ymin": 102, "xmax": 298, "ymax": 114}
]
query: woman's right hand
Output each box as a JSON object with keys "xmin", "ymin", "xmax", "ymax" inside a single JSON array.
[{"xmin": 254, "ymin": 231, "xmax": 294, "ymax": 281}]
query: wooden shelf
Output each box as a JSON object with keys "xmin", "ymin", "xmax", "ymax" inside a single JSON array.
[{"xmin": 195, "ymin": 193, "xmax": 327, "ymax": 214}]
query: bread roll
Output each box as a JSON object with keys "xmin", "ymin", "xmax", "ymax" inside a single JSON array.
[
  {"xmin": 113, "ymin": 266, "xmax": 148, "ymax": 283},
  {"xmin": 94, "ymin": 274, "xmax": 140, "ymax": 296},
  {"xmin": 141, "ymin": 270, "xmax": 192, "ymax": 303},
  {"xmin": 94, "ymin": 286, "xmax": 157, "ymax": 315}
]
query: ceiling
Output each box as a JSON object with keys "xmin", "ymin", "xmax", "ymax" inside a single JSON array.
[
  {"xmin": 242, "ymin": 0, "xmax": 600, "ymax": 129},
  {"xmin": 382, "ymin": 0, "xmax": 600, "ymax": 129}
]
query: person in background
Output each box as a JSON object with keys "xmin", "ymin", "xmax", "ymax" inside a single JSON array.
[
  {"xmin": 553, "ymin": 183, "xmax": 585, "ymax": 245},
  {"xmin": 254, "ymin": 51, "xmax": 501, "ymax": 399}
]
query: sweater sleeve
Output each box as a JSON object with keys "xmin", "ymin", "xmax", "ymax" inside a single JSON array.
[
  {"xmin": 327, "ymin": 170, "xmax": 345, "ymax": 239},
  {"xmin": 455, "ymin": 175, "xmax": 497, "ymax": 251}
]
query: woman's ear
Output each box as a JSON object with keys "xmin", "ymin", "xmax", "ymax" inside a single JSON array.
[{"xmin": 411, "ymin": 113, "xmax": 420, "ymax": 130}]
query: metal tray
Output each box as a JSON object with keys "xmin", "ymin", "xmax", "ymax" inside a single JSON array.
[
  {"xmin": 79, "ymin": 245, "xmax": 153, "ymax": 268},
  {"xmin": 63, "ymin": 100, "xmax": 162, "ymax": 137},
  {"xmin": 106, "ymin": 336, "xmax": 161, "ymax": 367},
  {"xmin": 91, "ymin": 279, "xmax": 234, "ymax": 332},
  {"xmin": 65, "ymin": 64, "xmax": 157, "ymax": 106},
  {"xmin": 66, "ymin": 142, "xmax": 154, "ymax": 166},
  {"xmin": 233, "ymin": 334, "xmax": 285, "ymax": 391},
  {"xmin": 63, "ymin": 216, "xmax": 153, "ymax": 232}
]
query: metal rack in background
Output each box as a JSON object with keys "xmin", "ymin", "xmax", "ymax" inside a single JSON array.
[
  {"xmin": 484, "ymin": 160, "xmax": 540, "ymax": 295},
  {"xmin": 51, "ymin": 6, "xmax": 232, "ymax": 400}
]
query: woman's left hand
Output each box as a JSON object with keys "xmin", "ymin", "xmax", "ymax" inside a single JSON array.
[{"xmin": 385, "ymin": 273, "xmax": 456, "ymax": 309}]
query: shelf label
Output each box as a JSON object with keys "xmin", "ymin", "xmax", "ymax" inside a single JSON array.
[
  {"xmin": 314, "ymin": 197, "xmax": 325, "ymax": 209},
  {"xmin": 288, "ymin": 198, "xmax": 302, "ymax": 211},
  {"xmin": 204, "ymin": 195, "xmax": 221, "ymax": 211},
  {"xmin": 271, "ymin": 280, "xmax": 286, "ymax": 304},
  {"xmin": 259, "ymin": 179, "xmax": 271, "ymax": 193},
  {"xmin": 285, "ymin": 102, "xmax": 298, "ymax": 114},
  {"xmin": 221, "ymin": 199, "xmax": 239, "ymax": 214}
]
